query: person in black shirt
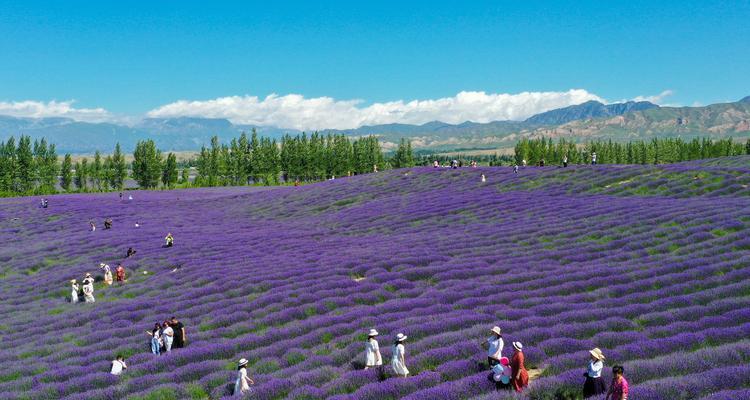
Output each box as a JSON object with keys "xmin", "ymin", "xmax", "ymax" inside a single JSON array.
[
  {"xmin": 126, "ymin": 247, "xmax": 137, "ymax": 258},
  {"xmin": 170, "ymin": 316, "xmax": 186, "ymax": 348}
]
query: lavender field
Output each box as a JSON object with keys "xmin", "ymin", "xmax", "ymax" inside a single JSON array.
[{"xmin": 1, "ymin": 156, "xmax": 750, "ymax": 400}]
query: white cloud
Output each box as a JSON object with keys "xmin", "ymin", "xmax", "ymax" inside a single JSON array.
[
  {"xmin": 146, "ymin": 89, "xmax": 605, "ymax": 130},
  {"xmin": 0, "ymin": 100, "xmax": 113, "ymax": 122},
  {"xmin": 630, "ymin": 90, "xmax": 674, "ymax": 105}
]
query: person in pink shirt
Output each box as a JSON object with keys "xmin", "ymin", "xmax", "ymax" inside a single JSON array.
[{"xmin": 605, "ymin": 365, "xmax": 629, "ymax": 400}]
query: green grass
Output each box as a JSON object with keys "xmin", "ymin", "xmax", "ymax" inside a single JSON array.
[{"xmin": 186, "ymin": 384, "xmax": 208, "ymax": 400}]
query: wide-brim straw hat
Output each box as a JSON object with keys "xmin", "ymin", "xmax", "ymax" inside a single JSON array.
[
  {"xmin": 395, "ymin": 333, "xmax": 407, "ymax": 342},
  {"xmin": 589, "ymin": 348, "xmax": 605, "ymax": 360},
  {"xmin": 85, "ymin": 273, "xmax": 92, "ymax": 277},
  {"xmin": 368, "ymin": 329, "xmax": 379, "ymax": 337},
  {"xmin": 238, "ymin": 358, "xmax": 248, "ymax": 367},
  {"xmin": 70, "ymin": 279, "xmax": 77, "ymax": 283},
  {"xmin": 512, "ymin": 341, "xmax": 523, "ymax": 351},
  {"xmin": 490, "ymin": 326, "xmax": 502, "ymax": 336}
]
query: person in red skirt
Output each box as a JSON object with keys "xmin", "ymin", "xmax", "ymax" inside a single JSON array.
[{"xmin": 511, "ymin": 341, "xmax": 529, "ymax": 392}]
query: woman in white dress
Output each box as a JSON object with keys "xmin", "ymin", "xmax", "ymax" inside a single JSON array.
[
  {"xmin": 70, "ymin": 279, "xmax": 79, "ymax": 303},
  {"xmin": 364, "ymin": 329, "xmax": 382, "ymax": 369},
  {"xmin": 234, "ymin": 358, "xmax": 254, "ymax": 395},
  {"xmin": 100, "ymin": 263, "xmax": 113, "ymax": 285},
  {"xmin": 162, "ymin": 321, "xmax": 174, "ymax": 352},
  {"xmin": 391, "ymin": 333, "xmax": 409, "ymax": 377}
]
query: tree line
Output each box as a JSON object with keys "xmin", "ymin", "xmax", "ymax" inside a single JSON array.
[{"xmin": 514, "ymin": 137, "xmax": 750, "ymax": 166}]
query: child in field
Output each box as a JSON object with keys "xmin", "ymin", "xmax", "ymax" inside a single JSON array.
[
  {"xmin": 70, "ymin": 279, "xmax": 79, "ymax": 303},
  {"xmin": 110, "ymin": 355, "xmax": 127, "ymax": 375},
  {"xmin": 391, "ymin": 333, "xmax": 409, "ymax": 377},
  {"xmin": 364, "ymin": 329, "xmax": 382, "ymax": 369}
]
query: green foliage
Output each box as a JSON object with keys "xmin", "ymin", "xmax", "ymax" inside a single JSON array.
[
  {"xmin": 60, "ymin": 154, "xmax": 73, "ymax": 191},
  {"xmin": 162, "ymin": 152, "xmax": 178, "ymax": 188},
  {"xmin": 132, "ymin": 139, "xmax": 163, "ymax": 189},
  {"xmin": 390, "ymin": 138, "xmax": 415, "ymax": 169}
]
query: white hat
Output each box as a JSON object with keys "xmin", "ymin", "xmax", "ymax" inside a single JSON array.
[
  {"xmin": 490, "ymin": 326, "xmax": 502, "ymax": 336},
  {"xmin": 368, "ymin": 329, "xmax": 379, "ymax": 336},
  {"xmin": 589, "ymin": 348, "xmax": 605, "ymax": 360},
  {"xmin": 512, "ymin": 341, "xmax": 523, "ymax": 351},
  {"xmin": 238, "ymin": 358, "xmax": 248, "ymax": 367},
  {"xmin": 70, "ymin": 279, "xmax": 77, "ymax": 283},
  {"xmin": 85, "ymin": 273, "xmax": 92, "ymax": 277},
  {"xmin": 395, "ymin": 333, "xmax": 407, "ymax": 342}
]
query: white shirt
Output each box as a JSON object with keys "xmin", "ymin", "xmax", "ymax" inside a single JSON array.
[
  {"xmin": 587, "ymin": 360, "xmax": 603, "ymax": 378},
  {"xmin": 365, "ymin": 339, "xmax": 382, "ymax": 366},
  {"xmin": 110, "ymin": 360, "xmax": 126, "ymax": 375},
  {"xmin": 163, "ymin": 326, "xmax": 174, "ymax": 338},
  {"xmin": 487, "ymin": 336, "xmax": 504, "ymax": 359},
  {"xmin": 235, "ymin": 367, "xmax": 250, "ymax": 393}
]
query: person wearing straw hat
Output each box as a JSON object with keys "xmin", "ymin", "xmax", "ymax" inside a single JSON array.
[
  {"xmin": 391, "ymin": 333, "xmax": 409, "ymax": 377},
  {"xmin": 485, "ymin": 326, "xmax": 505, "ymax": 368},
  {"xmin": 510, "ymin": 341, "xmax": 528, "ymax": 392},
  {"xmin": 99, "ymin": 263, "xmax": 113, "ymax": 285},
  {"xmin": 583, "ymin": 347, "xmax": 607, "ymax": 397},
  {"xmin": 364, "ymin": 329, "xmax": 382, "ymax": 370},
  {"xmin": 82, "ymin": 279, "xmax": 95, "ymax": 303},
  {"xmin": 70, "ymin": 279, "xmax": 80, "ymax": 303},
  {"xmin": 234, "ymin": 358, "xmax": 255, "ymax": 395},
  {"xmin": 82, "ymin": 272, "xmax": 94, "ymax": 286}
]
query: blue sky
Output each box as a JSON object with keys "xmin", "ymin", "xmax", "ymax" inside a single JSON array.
[{"xmin": 0, "ymin": 1, "xmax": 748, "ymax": 128}]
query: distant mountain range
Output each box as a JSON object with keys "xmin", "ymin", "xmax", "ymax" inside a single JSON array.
[{"xmin": 1, "ymin": 97, "xmax": 749, "ymax": 154}]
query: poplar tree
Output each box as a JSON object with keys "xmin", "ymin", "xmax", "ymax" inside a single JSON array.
[{"xmin": 60, "ymin": 154, "xmax": 73, "ymax": 192}]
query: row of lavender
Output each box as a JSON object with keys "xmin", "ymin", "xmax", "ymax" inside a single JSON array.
[{"xmin": 0, "ymin": 157, "xmax": 748, "ymax": 399}]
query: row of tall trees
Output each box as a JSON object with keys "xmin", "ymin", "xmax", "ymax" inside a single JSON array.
[
  {"xmin": 60, "ymin": 144, "xmax": 128, "ymax": 192},
  {"xmin": 192, "ymin": 131, "xmax": 386, "ymax": 186},
  {"xmin": 514, "ymin": 137, "xmax": 750, "ymax": 166},
  {"xmin": 131, "ymin": 140, "xmax": 179, "ymax": 189},
  {"xmin": 0, "ymin": 136, "xmax": 58, "ymax": 195}
]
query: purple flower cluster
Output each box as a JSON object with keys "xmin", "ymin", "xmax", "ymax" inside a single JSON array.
[{"xmin": 0, "ymin": 157, "xmax": 749, "ymax": 399}]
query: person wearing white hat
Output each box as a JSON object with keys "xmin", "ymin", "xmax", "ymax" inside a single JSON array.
[
  {"xmin": 364, "ymin": 329, "xmax": 382, "ymax": 369},
  {"xmin": 70, "ymin": 279, "xmax": 80, "ymax": 303},
  {"xmin": 511, "ymin": 342, "xmax": 528, "ymax": 392},
  {"xmin": 583, "ymin": 348, "xmax": 607, "ymax": 397},
  {"xmin": 99, "ymin": 263, "xmax": 113, "ymax": 285},
  {"xmin": 486, "ymin": 326, "xmax": 504, "ymax": 368},
  {"xmin": 391, "ymin": 333, "xmax": 409, "ymax": 377},
  {"xmin": 82, "ymin": 272, "xmax": 94, "ymax": 286},
  {"xmin": 234, "ymin": 358, "xmax": 254, "ymax": 395}
]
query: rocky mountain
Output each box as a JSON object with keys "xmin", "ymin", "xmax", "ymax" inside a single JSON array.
[
  {"xmin": 524, "ymin": 100, "xmax": 659, "ymax": 125},
  {"xmin": 0, "ymin": 98, "xmax": 748, "ymax": 154}
]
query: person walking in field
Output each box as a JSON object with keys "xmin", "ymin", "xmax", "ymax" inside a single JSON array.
[
  {"xmin": 234, "ymin": 358, "xmax": 255, "ymax": 395},
  {"xmin": 110, "ymin": 355, "xmax": 127, "ymax": 375},
  {"xmin": 70, "ymin": 279, "xmax": 80, "ymax": 303},
  {"xmin": 82, "ymin": 280, "xmax": 95, "ymax": 303},
  {"xmin": 146, "ymin": 323, "xmax": 162, "ymax": 355},
  {"xmin": 563, "ymin": 154, "xmax": 569, "ymax": 168},
  {"xmin": 165, "ymin": 233, "xmax": 174, "ymax": 247},
  {"xmin": 115, "ymin": 264, "xmax": 126, "ymax": 283},
  {"xmin": 162, "ymin": 321, "xmax": 174, "ymax": 352},
  {"xmin": 104, "ymin": 218, "xmax": 113, "ymax": 230},
  {"xmin": 605, "ymin": 366, "xmax": 628, "ymax": 400},
  {"xmin": 510, "ymin": 342, "xmax": 528, "ymax": 392},
  {"xmin": 99, "ymin": 263, "xmax": 113, "ymax": 285},
  {"xmin": 126, "ymin": 247, "xmax": 136, "ymax": 258},
  {"xmin": 391, "ymin": 333, "xmax": 409, "ymax": 377},
  {"xmin": 364, "ymin": 329, "xmax": 382, "ymax": 370},
  {"xmin": 481, "ymin": 173, "xmax": 486, "ymax": 183},
  {"xmin": 486, "ymin": 326, "xmax": 504, "ymax": 368},
  {"xmin": 513, "ymin": 164, "xmax": 519, "ymax": 174},
  {"xmin": 90, "ymin": 221, "xmax": 96, "ymax": 232},
  {"xmin": 82, "ymin": 272, "xmax": 94, "ymax": 286},
  {"xmin": 583, "ymin": 348, "xmax": 607, "ymax": 397},
  {"xmin": 433, "ymin": 160, "xmax": 439, "ymax": 168},
  {"xmin": 591, "ymin": 152, "xmax": 597, "ymax": 165},
  {"xmin": 170, "ymin": 317, "xmax": 186, "ymax": 348}
]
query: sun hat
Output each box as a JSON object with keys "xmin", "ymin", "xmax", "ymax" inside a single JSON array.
[
  {"xmin": 238, "ymin": 358, "xmax": 248, "ymax": 367},
  {"xmin": 395, "ymin": 333, "xmax": 407, "ymax": 342},
  {"xmin": 99, "ymin": 263, "xmax": 105, "ymax": 267},
  {"xmin": 368, "ymin": 329, "xmax": 379, "ymax": 337},
  {"xmin": 589, "ymin": 348, "xmax": 605, "ymax": 360},
  {"xmin": 490, "ymin": 326, "xmax": 502, "ymax": 336},
  {"xmin": 70, "ymin": 279, "xmax": 77, "ymax": 283},
  {"xmin": 512, "ymin": 341, "xmax": 523, "ymax": 351},
  {"xmin": 85, "ymin": 273, "xmax": 92, "ymax": 277}
]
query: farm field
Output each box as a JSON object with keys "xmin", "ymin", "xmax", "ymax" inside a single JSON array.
[{"xmin": 1, "ymin": 157, "xmax": 750, "ymax": 400}]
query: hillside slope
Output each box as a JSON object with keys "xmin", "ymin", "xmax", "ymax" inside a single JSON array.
[{"xmin": 0, "ymin": 158, "xmax": 749, "ymax": 399}]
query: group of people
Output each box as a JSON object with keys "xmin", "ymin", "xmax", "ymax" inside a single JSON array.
[
  {"xmin": 432, "ymin": 159, "xmax": 480, "ymax": 169},
  {"xmin": 70, "ymin": 273, "xmax": 96, "ymax": 303},
  {"xmin": 363, "ymin": 329, "xmax": 410, "ymax": 378},
  {"xmin": 583, "ymin": 348, "xmax": 629, "ymax": 400},
  {"xmin": 39, "ymin": 198, "xmax": 48, "ymax": 208},
  {"xmin": 144, "ymin": 317, "xmax": 187, "ymax": 356}
]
